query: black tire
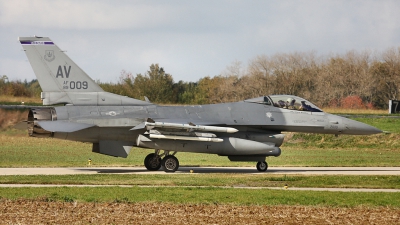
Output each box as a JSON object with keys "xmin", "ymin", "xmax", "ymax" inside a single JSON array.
[
  {"xmin": 162, "ymin": 155, "xmax": 179, "ymax": 173},
  {"xmin": 144, "ymin": 153, "xmax": 161, "ymax": 171},
  {"xmin": 256, "ymin": 161, "xmax": 268, "ymax": 172}
]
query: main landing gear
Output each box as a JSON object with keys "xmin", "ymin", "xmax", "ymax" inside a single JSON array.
[
  {"xmin": 144, "ymin": 153, "xmax": 162, "ymax": 171},
  {"xmin": 144, "ymin": 150, "xmax": 269, "ymax": 173},
  {"xmin": 144, "ymin": 149, "xmax": 179, "ymax": 173}
]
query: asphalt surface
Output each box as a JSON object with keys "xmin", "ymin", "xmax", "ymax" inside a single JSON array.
[
  {"xmin": 1, "ymin": 167, "xmax": 399, "ymax": 192},
  {"xmin": 1, "ymin": 166, "xmax": 400, "ymax": 175}
]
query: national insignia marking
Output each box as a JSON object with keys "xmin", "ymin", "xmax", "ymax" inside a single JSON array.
[{"xmin": 106, "ymin": 111, "xmax": 119, "ymax": 116}]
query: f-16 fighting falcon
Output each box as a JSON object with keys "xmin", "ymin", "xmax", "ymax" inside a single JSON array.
[{"xmin": 19, "ymin": 36, "xmax": 382, "ymax": 172}]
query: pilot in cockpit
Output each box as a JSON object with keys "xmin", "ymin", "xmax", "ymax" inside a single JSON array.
[
  {"xmin": 277, "ymin": 100, "xmax": 285, "ymax": 108},
  {"xmin": 286, "ymin": 98, "xmax": 296, "ymax": 109}
]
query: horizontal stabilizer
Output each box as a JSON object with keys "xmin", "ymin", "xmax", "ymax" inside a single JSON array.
[{"xmin": 37, "ymin": 121, "xmax": 95, "ymax": 132}]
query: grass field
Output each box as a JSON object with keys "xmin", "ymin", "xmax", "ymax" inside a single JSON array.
[
  {"xmin": 0, "ymin": 186, "xmax": 399, "ymax": 207},
  {"xmin": 1, "ymin": 132, "xmax": 399, "ymax": 167},
  {"xmin": 1, "ymin": 174, "xmax": 399, "ymax": 189},
  {"xmin": 324, "ymin": 107, "xmax": 388, "ymax": 115},
  {"xmin": 0, "ymin": 95, "xmax": 42, "ymax": 105}
]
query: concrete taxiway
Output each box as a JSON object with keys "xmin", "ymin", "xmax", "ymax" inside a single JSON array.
[
  {"xmin": 0, "ymin": 167, "xmax": 400, "ymax": 175},
  {"xmin": 1, "ymin": 167, "xmax": 399, "ymax": 192}
]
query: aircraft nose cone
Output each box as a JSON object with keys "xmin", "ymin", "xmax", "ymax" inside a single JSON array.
[{"xmin": 343, "ymin": 118, "xmax": 382, "ymax": 135}]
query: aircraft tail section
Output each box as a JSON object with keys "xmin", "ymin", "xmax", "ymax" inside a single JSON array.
[{"xmin": 19, "ymin": 36, "xmax": 151, "ymax": 106}]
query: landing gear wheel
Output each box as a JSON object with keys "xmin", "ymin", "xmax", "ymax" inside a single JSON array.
[
  {"xmin": 256, "ymin": 161, "xmax": 268, "ymax": 172},
  {"xmin": 144, "ymin": 153, "xmax": 162, "ymax": 171},
  {"xmin": 162, "ymin": 155, "xmax": 179, "ymax": 173}
]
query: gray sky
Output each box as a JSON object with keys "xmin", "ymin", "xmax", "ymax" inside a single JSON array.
[{"xmin": 1, "ymin": 0, "xmax": 400, "ymax": 83}]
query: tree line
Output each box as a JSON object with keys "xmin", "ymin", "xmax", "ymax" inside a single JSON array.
[
  {"xmin": 0, "ymin": 76, "xmax": 41, "ymax": 99},
  {"xmin": 2, "ymin": 47, "xmax": 400, "ymax": 109}
]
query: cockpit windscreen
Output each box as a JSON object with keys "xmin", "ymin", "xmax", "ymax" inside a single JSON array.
[
  {"xmin": 244, "ymin": 95, "xmax": 323, "ymax": 112},
  {"xmin": 269, "ymin": 95, "xmax": 322, "ymax": 112}
]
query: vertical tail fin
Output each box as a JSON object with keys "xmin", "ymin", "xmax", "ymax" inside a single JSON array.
[
  {"xmin": 19, "ymin": 36, "xmax": 103, "ymax": 93},
  {"xmin": 19, "ymin": 36, "xmax": 150, "ymax": 106}
]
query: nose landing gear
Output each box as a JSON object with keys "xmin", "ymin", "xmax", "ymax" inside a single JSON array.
[{"xmin": 256, "ymin": 161, "xmax": 268, "ymax": 172}]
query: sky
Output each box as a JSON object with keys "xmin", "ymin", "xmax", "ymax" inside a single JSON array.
[{"xmin": 1, "ymin": 0, "xmax": 400, "ymax": 83}]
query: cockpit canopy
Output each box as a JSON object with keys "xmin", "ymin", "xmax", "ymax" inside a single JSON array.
[{"xmin": 244, "ymin": 95, "xmax": 323, "ymax": 112}]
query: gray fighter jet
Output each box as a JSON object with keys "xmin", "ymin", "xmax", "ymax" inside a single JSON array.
[{"xmin": 19, "ymin": 36, "xmax": 382, "ymax": 172}]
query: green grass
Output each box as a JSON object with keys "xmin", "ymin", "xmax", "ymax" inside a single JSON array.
[
  {"xmin": 0, "ymin": 174, "xmax": 399, "ymax": 189},
  {"xmin": 353, "ymin": 117, "xmax": 400, "ymax": 133},
  {"xmin": 0, "ymin": 186, "xmax": 399, "ymax": 207},
  {"xmin": 1, "ymin": 128, "xmax": 400, "ymax": 167}
]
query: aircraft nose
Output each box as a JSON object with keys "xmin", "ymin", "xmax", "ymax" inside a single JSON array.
[{"xmin": 342, "ymin": 118, "xmax": 382, "ymax": 135}]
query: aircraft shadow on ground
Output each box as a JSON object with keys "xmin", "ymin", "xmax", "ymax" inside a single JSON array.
[
  {"xmin": 77, "ymin": 167, "xmax": 259, "ymax": 174},
  {"xmin": 75, "ymin": 167, "xmax": 400, "ymax": 174}
]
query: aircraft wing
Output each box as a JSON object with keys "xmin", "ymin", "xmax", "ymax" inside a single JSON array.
[{"xmin": 37, "ymin": 121, "xmax": 96, "ymax": 132}]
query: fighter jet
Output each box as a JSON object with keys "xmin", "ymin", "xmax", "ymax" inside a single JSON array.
[{"xmin": 19, "ymin": 36, "xmax": 382, "ymax": 172}]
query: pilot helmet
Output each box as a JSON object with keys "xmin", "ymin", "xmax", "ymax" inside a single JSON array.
[{"xmin": 286, "ymin": 98, "xmax": 294, "ymax": 103}]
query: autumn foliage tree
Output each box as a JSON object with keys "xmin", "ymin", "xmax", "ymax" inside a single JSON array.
[
  {"xmin": 4, "ymin": 47, "xmax": 400, "ymax": 109},
  {"xmin": 0, "ymin": 77, "xmax": 41, "ymax": 98}
]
